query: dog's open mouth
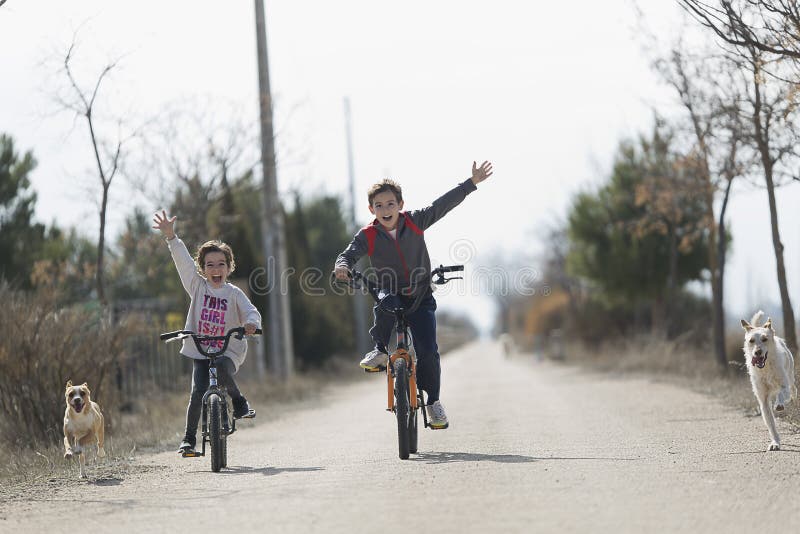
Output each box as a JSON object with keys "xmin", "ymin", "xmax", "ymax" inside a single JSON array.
[
  {"xmin": 73, "ymin": 401, "xmax": 84, "ymax": 413},
  {"xmin": 752, "ymin": 352, "xmax": 768, "ymax": 369}
]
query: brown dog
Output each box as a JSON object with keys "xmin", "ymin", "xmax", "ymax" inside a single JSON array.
[{"xmin": 63, "ymin": 380, "xmax": 106, "ymax": 478}]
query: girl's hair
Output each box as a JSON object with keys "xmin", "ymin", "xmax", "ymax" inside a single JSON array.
[
  {"xmin": 367, "ymin": 178, "xmax": 403, "ymax": 205},
  {"xmin": 195, "ymin": 240, "xmax": 236, "ymax": 275}
]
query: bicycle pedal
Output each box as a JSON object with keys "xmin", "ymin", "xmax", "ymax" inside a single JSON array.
[
  {"xmin": 363, "ymin": 365, "xmax": 385, "ymax": 373},
  {"xmin": 180, "ymin": 449, "xmax": 201, "ymax": 457}
]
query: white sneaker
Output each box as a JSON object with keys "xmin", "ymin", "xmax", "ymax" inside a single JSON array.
[
  {"xmin": 426, "ymin": 400, "xmax": 449, "ymax": 429},
  {"xmin": 359, "ymin": 348, "xmax": 389, "ymax": 370}
]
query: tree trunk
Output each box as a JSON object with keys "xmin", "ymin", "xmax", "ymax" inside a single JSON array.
[
  {"xmin": 712, "ymin": 178, "xmax": 733, "ymax": 369},
  {"xmin": 752, "ymin": 77, "xmax": 798, "ymax": 353},
  {"xmin": 96, "ymin": 183, "xmax": 108, "ymax": 305},
  {"xmin": 762, "ymin": 167, "xmax": 797, "ymax": 352},
  {"xmin": 651, "ymin": 294, "xmax": 666, "ymax": 338},
  {"xmin": 665, "ymin": 225, "xmax": 678, "ymax": 337}
]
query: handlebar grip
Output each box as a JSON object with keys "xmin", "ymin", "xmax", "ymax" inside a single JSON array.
[
  {"xmin": 160, "ymin": 330, "xmax": 183, "ymax": 341},
  {"xmin": 439, "ymin": 265, "xmax": 464, "ymax": 273},
  {"xmin": 254, "ymin": 328, "xmax": 263, "ymax": 335}
]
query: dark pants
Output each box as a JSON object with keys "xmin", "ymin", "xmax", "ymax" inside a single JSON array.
[
  {"xmin": 370, "ymin": 294, "xmax": 441, "ymax": 404},
  {"xmin": 184, "ymin": 357, "xmax": 242, "ymax": 439}
]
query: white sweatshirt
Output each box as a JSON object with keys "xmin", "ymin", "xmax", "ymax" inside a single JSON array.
[{"xmin": 167, "ymin": 237, "xmax": 262, "ymax": 372}]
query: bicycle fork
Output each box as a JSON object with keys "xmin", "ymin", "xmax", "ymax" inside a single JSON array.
[{"xmin": 386, "ymin": 350, "xmax": 419, "ymax": 412}]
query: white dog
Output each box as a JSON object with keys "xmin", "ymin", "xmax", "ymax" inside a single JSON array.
[
  {"xmin": 741, "ymin": 311, "xmax": 797, "ymax": 451},
  {"xmin": 63, "ymin": 380, "xmax": 106, "ymax": 478}
]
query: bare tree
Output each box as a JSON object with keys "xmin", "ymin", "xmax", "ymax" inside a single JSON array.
[
  {"xmin": 142, "ymin": 98, "xmax": 259, "ymax": 246},
  {"xmin": 53, "ymin": 36, "xmax": 133, "ymax": 306},
  {"xmin": 679, "ymin": 1, "xmax": 800, "ymax": 63},
  {"xmin": 738, "ymin": 45, "xmax": 799, "ymax": 352},
  {"xmin": 653, "ymin": 43, "xmax": 748, "ymax": 366}
]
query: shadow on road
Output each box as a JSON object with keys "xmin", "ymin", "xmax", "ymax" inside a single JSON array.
[
  {"xmin": 219, "ymin": 465, "xmax": 325, "ymax": 476},
  {"xmin": 411, "ymin": 451, "xmax": 639, "ymax": 464},
  {"xmin": 726, "ymin": 444, "xmax": 800, "ymax": 455}
]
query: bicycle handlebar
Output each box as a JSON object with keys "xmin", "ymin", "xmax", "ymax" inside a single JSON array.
[
  {"xmin": 333, "ymin": 264, "xmax": 464, "ymax": 313},
  {"xmin": 159, "ymin": 327, "xmax": 263, "ymax": 358}
]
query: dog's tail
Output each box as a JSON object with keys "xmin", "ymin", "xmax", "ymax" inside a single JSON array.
[{"xmin": 750, "ymin": 310, "xmax": 765, "ymax": 326}]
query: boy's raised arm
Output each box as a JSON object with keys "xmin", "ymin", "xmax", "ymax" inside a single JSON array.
[{"xmin": 411, "ymin": 161, "xmax": 493, "ymax": 231}]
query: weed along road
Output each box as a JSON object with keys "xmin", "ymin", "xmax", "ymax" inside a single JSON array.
[{"xmin": 4, "ymin": 342, "xmax": 800, "ymax": 533}]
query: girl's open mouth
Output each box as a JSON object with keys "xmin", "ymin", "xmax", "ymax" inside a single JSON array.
[{"xmin": 212, "ymin": 275, "xmax": 223, "ymax": 284}]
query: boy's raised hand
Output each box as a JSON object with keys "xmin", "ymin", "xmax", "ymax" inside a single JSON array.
[
  {"xmin": 471, "ymin": 160, "xmax": 494, "ymax": 185},
  {"xmin": 152, "ymin": 210, "xmax": 177, "ymax": 239}
]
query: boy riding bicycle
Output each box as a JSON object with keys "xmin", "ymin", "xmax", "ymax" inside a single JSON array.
[
  {"xmin": 333, "ymin": 161, "xmax": 493, "ymax": 429},
  {"xmin": 153, "ymin": 210, "xmax": 261, "ymax": 453}
]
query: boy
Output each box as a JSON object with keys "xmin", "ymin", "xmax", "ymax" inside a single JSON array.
[
  {"xmin": 334, "ymin": 160, "xmax": 493, "ymax": 429},
  {"xmin": 153, "ymin": 210, "xmax": 261, "ymax": 453}
]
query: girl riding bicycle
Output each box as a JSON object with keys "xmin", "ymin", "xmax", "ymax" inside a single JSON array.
[{"xmin": 153, "ymin": 210, "xmax": 261, "ymax": 453}]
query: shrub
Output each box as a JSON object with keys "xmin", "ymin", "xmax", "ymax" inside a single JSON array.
[{"xmin": 0, "ymin": 284, "xmax": 133, "ymax": 448}]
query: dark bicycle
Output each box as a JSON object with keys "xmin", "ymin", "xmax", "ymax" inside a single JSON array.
[
  {"xmin": 160, "ymin": 326, "xmax": 261, "ymax": 472},
  {"xmin": 336, "ymin": 264, "xmax": 463, "ymax": 459}
]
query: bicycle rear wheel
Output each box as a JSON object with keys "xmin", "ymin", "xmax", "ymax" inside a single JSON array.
[
  {"xmin": 409, "ymin": 408, "xmax": 418, "ymax": 454},
  {"xmin": 394, "ymin": 358, "xmax": 411, "ymax": 460},
  {"xmin": 209, "ymin": 394, "xmax": 224, "ymax": 472}
]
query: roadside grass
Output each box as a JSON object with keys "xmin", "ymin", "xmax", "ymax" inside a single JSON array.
[
  {"xmin": 547, "ymin": 333, "xmax": 800, "ymax": 431},
  {"xmin": 0, "ymin": 354, "xmax": 362, "ymax": 493}
]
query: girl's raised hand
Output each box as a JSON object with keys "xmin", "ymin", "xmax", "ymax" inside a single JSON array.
[{"xmin": 152, "ymin": 210, "xmax": 177, "ymax": 239}]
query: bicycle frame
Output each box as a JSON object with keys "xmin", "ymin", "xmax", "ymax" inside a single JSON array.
[{"xmin": 387, "ymin": 318, "xmax": 419, "ymax": 404}]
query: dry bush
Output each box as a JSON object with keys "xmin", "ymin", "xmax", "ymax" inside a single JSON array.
[
  {"xmin": 0, "ymin": 284, "xmax": 135, "ymax": 448},
  {"xmin": 563, "ymin": 334, "xmax": 725, "ymax": 377}
]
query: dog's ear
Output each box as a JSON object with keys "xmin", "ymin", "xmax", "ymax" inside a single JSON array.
[
  {"xmin": 66, "ymin": 380, "xmax": 73, "ymax": 389},
  {"xmin": 764, "ymin": 318, "xmax": 773, "ymax": 330},
  {"xmin": 741, "ymin": 319, "xmax": 753, "ymax": 331}
]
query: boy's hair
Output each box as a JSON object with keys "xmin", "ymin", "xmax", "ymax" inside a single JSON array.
[
  {"xmin": 367, "ymin": 178, "xmax": 403, "ymax": 205},
  {"xmin": 195, "ymin": 240, "xmax": 236, "ymax": 275}
]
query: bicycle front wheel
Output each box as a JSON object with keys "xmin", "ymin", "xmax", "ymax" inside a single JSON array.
[
  {"xmin": 209, "ymin": 394, "xmax": 224, "ymax": 472},
  {"xmin": 394, "ymin": 358, "xmax": 411, "ymax": 460}
]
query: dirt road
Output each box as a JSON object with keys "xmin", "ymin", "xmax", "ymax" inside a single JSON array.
[{"xmin": 3, "ymin": 341, "xmax": 800, "ymax": 533}]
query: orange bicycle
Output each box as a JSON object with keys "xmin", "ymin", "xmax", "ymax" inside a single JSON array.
[{"xmin": 338, "ymin": 264, "xmax": 463, "ymax": 459}]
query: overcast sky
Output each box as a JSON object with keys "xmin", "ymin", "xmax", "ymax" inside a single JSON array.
[{"xmin": 2, "ymin": 0, "xmax": 799, "ymax": 334}]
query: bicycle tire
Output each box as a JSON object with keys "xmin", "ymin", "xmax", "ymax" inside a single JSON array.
[
  {"xmin": 221, "ymin": 430, "xmax": 228, "ymax": 469},
  {"xmin": 394, "ymin": 358, "xmax": 411, "ymax": 460},
  {"xmin": 209, "ymin": 394, "xmax": 224, "ymax": 472},
  {"xmin": 409, "ymin": 406, "xmax": 418, "ymax": 454},
  {"xmin": 408, "ymin": 333, "xmax": 418, "ymax": 454}
]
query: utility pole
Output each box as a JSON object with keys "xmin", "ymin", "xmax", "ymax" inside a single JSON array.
[
  {"xmin": 344, "ymin": 97, "xmax": 370, "ymax": 355},
  {"xmin": 255, "ymin": 0, "xmax": 294, "ymax": 379}
]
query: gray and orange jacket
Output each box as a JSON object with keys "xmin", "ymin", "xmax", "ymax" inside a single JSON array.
[{"xmin": 335, "ymin": 179, "xmax": 477, "ymax": 297}]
